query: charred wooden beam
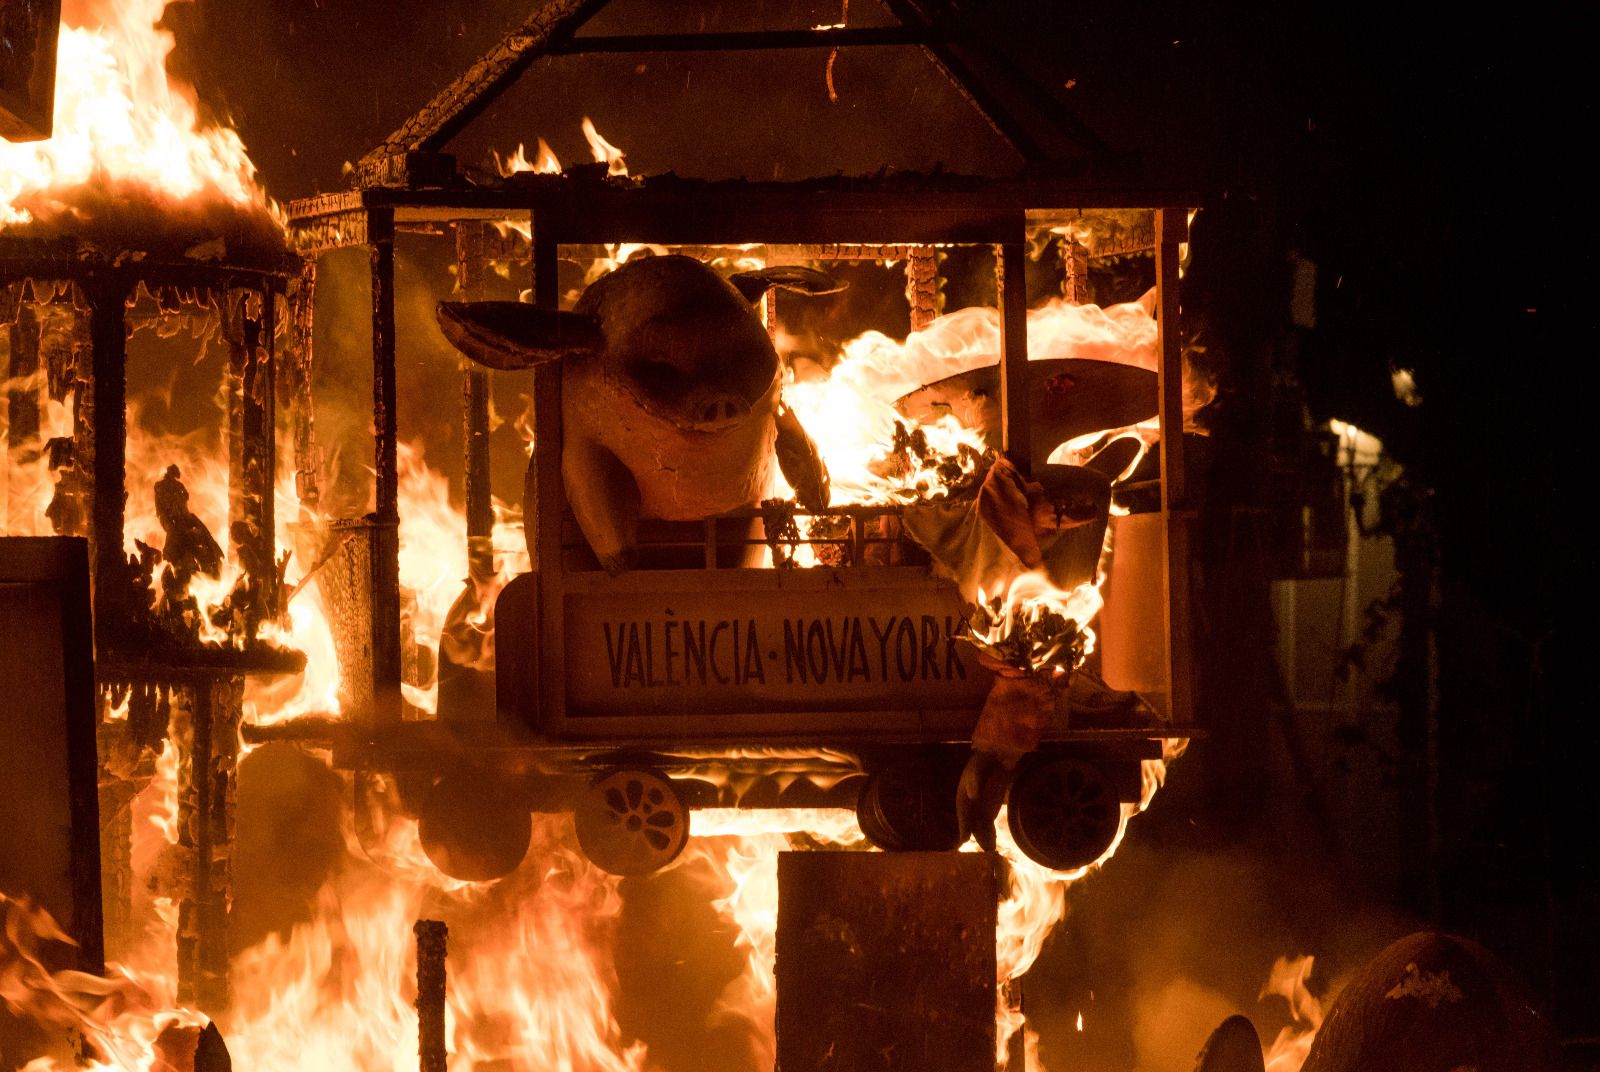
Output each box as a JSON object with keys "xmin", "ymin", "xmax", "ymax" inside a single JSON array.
[
  {"xmin": 87, "ymin": 274, "xmax": 130, "ymax": 634},
  {"xmin": 551, "ymin": 26, "xmax": 926, "ymax": 53},
  {"xmin": 455, "ymin": 223, "xmax": 496, "ymax": 581},
  {"xmin": 289, "ymin": 262, "xmax": 320, "ymax": 515},
  {"xmin": 883, "ymin": 0, "xmax": 1115, "ymax": 162},
  {"xmin": 359, "ymin": 0, "xmax": 606, "ymax": 170},
  {"xmin": 367, "ymin": 208, "xmax": 403, "ymax": 727},
  {"xmin": 877, "ymin": 0, "xmax": 1043, "ymax": 163},
  {"xmin": 995, "ymin": 238, "xmax": 1031, "ymax": 473},
  {"xmin": 414, "ymin": 920, "xmax": 448, "ymax": 1072},
  {"xmin": 174, "ymin": 684, "xmax": 202, "ymax": 1008},
  {"xmin": 1155, "ymin": 207, "xmax": 1193, "ymax": 725},
  {"xmin": 223, "ymin": 288, "xmax": 276, "ymax": 621},
  {"xmin": 174, "ymin": 681, "xmax": 241, "ymax": 1014},
  {"xmin": 1062, "ymin": 234, "xmax": 1092, "ymax": 305},
  {"xmin": 286, "ymin": 192, "xmax": 367, "ymax": 255},
  {"xmin": 905, "ymin": 246, "xmax": 941, "ymax": 331},
  {"xmin": 784, "ymin": 243, "xmax": 921, "ymax": 262}
]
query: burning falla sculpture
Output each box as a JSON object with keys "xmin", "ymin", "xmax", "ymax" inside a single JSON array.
[{"xmin": 437, "ymin": 254, "xmax": 839, "ymax": 573}]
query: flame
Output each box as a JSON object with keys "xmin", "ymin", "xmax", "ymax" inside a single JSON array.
[
  {"xmin": 490, "ymin": 119, "xmax": 626, "ymax": 182},
  {"xmin": 394, "ymin": 441, "xmax": 529, "ymax": 714},
  {"xmin": 783, "ymin": 296, "xmax": 1160, "ymax": 504},
  {"xmin": 0, "ymin": 0, "xmax": 277, "ymax": 228},
  {"xmin": 581, "ymin": 117, "xmax": 628, "ymax": 177},
  {"xmin": 1261, "ymin": 955, "xmax": 1324, "ymax": 1072},
  {"xmin": 494, "ymin": 137, "xmax": 561, "ymax": 178},
  {"xmin": 4, "ymin": 39, "xmax": 1189, "ymax": 1056}
]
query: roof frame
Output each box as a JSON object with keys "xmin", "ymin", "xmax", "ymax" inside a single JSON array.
[{"xmin": 355, "ymin": 0, "xmax": 1114, "ymax": 184}]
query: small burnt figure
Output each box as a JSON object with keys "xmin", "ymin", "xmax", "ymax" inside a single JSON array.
[
  {"xmin": 146, "ymin": 465, "xmax": 221, "ymax": 641},
  {"xmin": 155, "ymin": 465, "xmax": 222, "ymax": 579}
]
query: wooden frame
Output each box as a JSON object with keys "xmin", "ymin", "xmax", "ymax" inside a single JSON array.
[
  {"xmin": 281, "ymin": 0, "xmax": 1199, "ymax": 760},
  {"xmin": 504, "ymin": 199, "xmax": 1192, "ymax": 744}
]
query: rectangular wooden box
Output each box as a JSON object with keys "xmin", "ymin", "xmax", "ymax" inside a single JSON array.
[
  {"xmin": 0, "ymin": 537, "xmax": 103, "ymax": 970},
  {"xmin": 776, "ymin": 851, "xmax": 997, "ymax": 1072}
]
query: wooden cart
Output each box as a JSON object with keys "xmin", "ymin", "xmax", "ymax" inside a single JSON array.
[{"xmin": 281, "ymin": 3, "xmax": 1197, "ymax": 876}]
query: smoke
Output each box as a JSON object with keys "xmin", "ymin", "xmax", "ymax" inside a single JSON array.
[{"xmin": 1018, "ymin": 782, "xmax": 1417, "ymax": 1071}]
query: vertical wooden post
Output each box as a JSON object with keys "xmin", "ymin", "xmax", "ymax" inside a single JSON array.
[
  {"xmin": 995, "ymin": 236, "xmax": 1031, "ymax": 474},
  {"xmin": 414, "ymin": 919, "xmax": 448, "ymax": 1072},
  {"xmin": 1061, "ymin": 235, "xmax": 1092, "ymax": 306},
  {"xmin": 290, "ymin": 262, "xmax": 320, "ymax": 516},
  {"xmin": 175, "ymin": 679, "xmax": 238, "ymax": 1013},
  {"xmin": 224, "ymin": 288, "xmax": 276, "ymax": 614},
  {"xmin": 5, "ymin": 295, "xmax": 41, "ymax": 533},
  {"xmin": 174, "ymin": 683, "xmax": 203, "ymax": 1007},
  {"xmin": 368, "ymin": 208, "xmax": 402, "ymax": 727},
  {"xmin": 1155, "ymin": 207, "xmax": 1194, "ymax": 725},
  {"xmin": 88, "ymin": 273, "xmax": 129, "ymax": 635},
  {"xmin": 455, "ymin": 222, "xmax": 495, "ymax": 582},
  {"xmin": 906, "ymin": 246, "xmax": 941, "ymax": 332},
  {"xmin": 200, "ymin": 681, "xmax": 240, "ymax": 1014},
  {"xmin": 530, "ymin": 219, "xmax": 562, "ymax": 724},
  {"xmin": 371, "ymin": 208, "xmax": 399, "ymax": 524},
  {"xmin": 257, "ymin": 289, "xmax": 277, "ymax": 607}
]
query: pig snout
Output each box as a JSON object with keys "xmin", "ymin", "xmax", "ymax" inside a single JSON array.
[{"xmin": 686, "ymin": 391, "xmax": 753, "ymax": 428}]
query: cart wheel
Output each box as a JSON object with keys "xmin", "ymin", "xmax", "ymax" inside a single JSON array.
[
  {"xmin": 417, "ymin": 772, "xmax": 531, "ymax": 882},
  {"xmin": 1006, "ymin": 755, "xmax": 1122, "ymax": 871},
  {"xmin": 575, "ymin": 768, "xmax": 690, "ymax": 876},
  {"xmin": 856, "ymin": 758, "xmax": 962, "ymax": 852}
]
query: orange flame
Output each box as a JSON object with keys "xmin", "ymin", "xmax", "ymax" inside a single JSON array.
[
  {"xmin": 1261, "ymin": 954, "xmax": 1324, "ymax": 1071},
  {"xmin": 0, "ymin": 0, "xmax": 277, "ymax": 229},
  {"xmin": 581, "ymin": 117, "xmax": 628, "ymax": 178}
]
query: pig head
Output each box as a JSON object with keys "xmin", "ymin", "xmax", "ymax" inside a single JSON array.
[{"xmin": 438, "ymin": 255, "xmax": 838, "ymax": 573}]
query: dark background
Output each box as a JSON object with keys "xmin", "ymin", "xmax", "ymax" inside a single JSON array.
[{"xmin": 153, "ymin": 0, "xmax": 1592, "ymax": 1064}]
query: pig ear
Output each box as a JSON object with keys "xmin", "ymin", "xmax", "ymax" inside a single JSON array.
[
  {"xmin": 729, "ymin": 266, "xmax": 846, "ymax": 304},
  {"xmin": 437, "ymin": 301, "xmax": 603, "ymax": 371}
]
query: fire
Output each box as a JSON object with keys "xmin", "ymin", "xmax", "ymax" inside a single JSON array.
[
  {"xmin": 782, "ymin": 294, "xmax": 1161, "ymax": 505},
  {"xmin": 492, "ymin": 118, "xmax": 627, "ymax": 181},
  {"xmin": 494, "ymin": 137, "xmax": 561, "ymax": 178},
  {"xmin": 0, "ymin": 0, "xmax": 277, "ymax": 228},
  {"xmin": 1261, "ymin": 955, "xmax": 1324, "ymax": 1072},
  {"xmin": 4, "ymin": 10, "xmax": 1189, "ymax": 1056},
  {"xmin": 581, "ymin": 118, "xmax": 628, "ymax": 178},
  {"xmin": 394, "ymin": 441, "xmax": 529, "ymax": 714}
]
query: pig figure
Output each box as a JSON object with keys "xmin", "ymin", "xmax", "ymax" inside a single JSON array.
[{"xmin": 437, "ymin": 255, "xmax": 837, "ymax": 572}]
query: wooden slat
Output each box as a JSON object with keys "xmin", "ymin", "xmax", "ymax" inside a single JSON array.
[
  {"xmin": 531, "ymin": 225, "xmax": 565, "ymax": 732},
  {"xmin": 1155, "ymin": 207, "xmax": 1193, "ymax": 726},
  {"xmin": 995, "ymin": 237, "xmax": 1031, "ymax": 471},
  {"xmin": 553, "ymin": 26, "xmax": 925, "ymax": 53},
  {"xmin": 367, "ymin": 207, "xmax": 403, "ymax": 728}
]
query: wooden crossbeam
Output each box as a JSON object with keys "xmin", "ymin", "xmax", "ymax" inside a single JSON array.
[{"xmin": 552, "ymin": 26, "xmax": 927, "ymax": 53}]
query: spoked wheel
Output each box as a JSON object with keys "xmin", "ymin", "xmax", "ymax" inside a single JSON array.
[
  {"xmin": 855, "ymin": 757, "xmax": 962, "ymax": 852},
  {"xmin": 574, "ymin": 768, "xmax": 690, "ymax": 876},
  {"xmin": 1005, "ymin": 755, "xmax": 1121, "ymax": 871}
]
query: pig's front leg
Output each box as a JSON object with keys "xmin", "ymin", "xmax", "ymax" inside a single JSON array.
[{"xmin": 563, "ymin": 436, "xmax": 641, "ymax": 574}]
